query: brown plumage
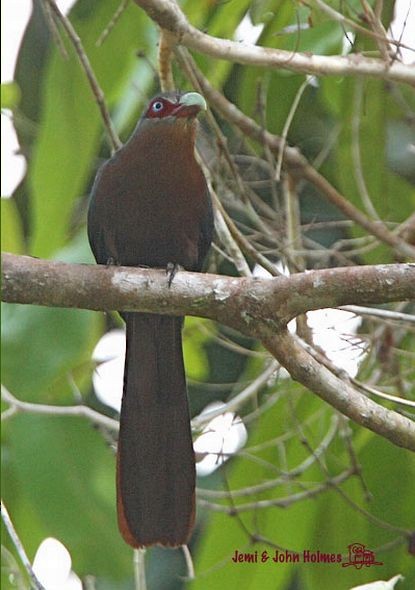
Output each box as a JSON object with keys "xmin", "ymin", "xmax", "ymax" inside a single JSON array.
[{"xmin": 88, "ymin": 92, "xmax": 213, "ymax": 547}]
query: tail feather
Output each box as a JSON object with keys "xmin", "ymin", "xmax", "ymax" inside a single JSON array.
[{"xmin": 116, "ymin": 313, "xmax": 195, "ymax": 547}]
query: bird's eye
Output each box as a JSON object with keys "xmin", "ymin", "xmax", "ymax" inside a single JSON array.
[{"xmin": 152, "ymin": 101, "xmax": 164, "ymax": 112}]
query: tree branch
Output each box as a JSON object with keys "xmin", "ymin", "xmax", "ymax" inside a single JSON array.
[
  {"xmin": 2, "ymin": 254, "xmax": 414, "ymax": 326},
  {"xmin": 132, "ymin": 0, "xmax": 415, "ymax": 87},
  {"xmin": 1, "ymin": 385, "xmax": 119, "ymax": 432},
  {"xmin": 2, "ymin": 253, "xmax": 415, "ymax": 451},
  {"xmin": 261, "ymin": 331, "xmax": 415, "ymax": 452},
  {"xmin": 1, "ymin": 500, "xmax": 46, "ymax": 590}
]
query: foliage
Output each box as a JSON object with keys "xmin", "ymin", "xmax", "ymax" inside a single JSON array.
[{"xmin": 2, "ymin": 1, "xmax": 414, "ymax": 589}]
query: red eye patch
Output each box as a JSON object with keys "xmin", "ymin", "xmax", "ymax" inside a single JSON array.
[{"xmin": 146, "ymin": 98, "xmax": 176, "ymax": 119}]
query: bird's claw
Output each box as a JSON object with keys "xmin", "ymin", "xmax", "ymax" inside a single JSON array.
[
  {"xmin": 106, "ymin": 256, "xmax": 119, "ymax": 267},
  {"xmin": 166, "ymin": 262, "xmax": 181, "ymax": 287}
]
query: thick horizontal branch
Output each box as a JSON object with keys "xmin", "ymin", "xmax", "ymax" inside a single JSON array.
[
  {"xmin": 2, "ymin": 253, "xmax": 415, "ymax": 451},
  {"xmin": 133, "ymin": 0, "xmax": 415, "ymax": 86},
  {"xmin": 2, "ymin": 254, "xmax": 414, "ymax": 331}
]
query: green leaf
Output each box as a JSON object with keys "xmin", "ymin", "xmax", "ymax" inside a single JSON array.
[
  {"xmin": 27, "ymin": 0, "xmax": 149, "ymax": 257},
  {"xmin": 306, "ymin": 436, "xmax": 415, "ymax": 589},
  {"xmin": 325, "ymin": 76, "xmax": 414, "ymax": 262},
  {"xmin": 1, "ymin": 304, "xmax": 98, "ymax": 402},
  {"xmin": 1, "ymin": 198, "xmax": 24, "ymax": 253},
  {"xmin": 191, "ymin": 385, "xmax": 326, "ymax": 590},
  {"xmin": 183, "ymin": 318, "xmax": 213, "ymax": 381},
  {"xmin": 2, "ymin": 414, "xmax": 131, "ymax": 579}
]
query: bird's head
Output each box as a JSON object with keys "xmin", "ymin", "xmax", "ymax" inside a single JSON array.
[
  {"xmin": 123, "ymin": 91, "xmax": 207, "ymax": 157},
  {"xmin": 134, "ymin": 92, "xmax": 207, "ymax": 145},
  {"xmin": 143, "ymin": 92, "xmax": 207, "ymax": 121}
]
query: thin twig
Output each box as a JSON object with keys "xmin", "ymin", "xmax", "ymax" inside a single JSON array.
[
  {"xmin": 197, "ymin": 415, "xmax": 339, "ymax": 499},
  {"xmin": 360, "ymin": 0, "xmax": 393, "ymax": 62},
  {"xmin": 1, "ymin": 500, "xmax": 46, "ymax": 590},
  {"xmin": 275, "ymin": 77, "xmax": 310, "ymax": 182},
  {"xmin": 211, "ymin": 190, "xmax": 252, "ymax": 277},
  {"xmin": 287, "ymin": 395, "xmax": 411, "ymax": 537},
  {"xmin": 297, "ymin": 336, "xmax": 415, "ymax": 409},
  {"xmin": 352, "ymin": 379, "xmax": 415, "ymax": 409},
  {"xmin": 302, "ymin": 166, "xmax": 415, "ymax": 259},
  {"xmin": 192, "ymin": 361, "xmax": 278, "ymax": 430},
  {"xmin": 338, "ymin": 416, "xmax": 372, "ymax": 502},
  {"xmin": 256, "ymin": 80, "xmax": 279, "ymax": 209},
  {"xmin": 181, "ymin": 49, "xmax": 281, "ymax": 265},
  {"xmin": 1, "ymin": 385, "xmax": 119, "ymax": 431},
  {"xmin": 283, "ymin": 174, "xmax": 306, "ymax": 273},
  {"xmin": 40, "ymin": 0, "xmax": 69, "ymax": 59},
  {"xmin": 43, "ymin": 0, "xmax": 121, "ymax": 153},
  {"xmin": 351, "ymin": 79, "xmax": 381, "ymax": 220},
  {"xmin": 195, "ymin": 322, "xmax": 267, "ymax": 358},
  {"xmin": 181, "ymin": 545, "xmax": 195, "ymax": 580},
  {"xmin": 175, "ymin": 48, "xmax": 415, "ymax": 260},
  {"xmin": 197, "ymin": 468, "xmax": 354, "ymax": 513},
  {"xmin": 340, "ymin": 305, "xmax": 415, "ymax": 324},
  {"xmin": 96, "ymin": 0, "xmax": 130, "ymax": 47},
  {"xmin": 133, "ymin": 549, "xmax": 147, "ymax": 590},
  {"xmin": 177, "ymin": 48, "xmax": 284, "ymax": 276},
  {"xmin": 158, "ymin": 29, "xmax": 176, "ymax": 91},
  {"xmin": 313, "ymin": 0, "xmax": 414, "ymax": 54}
]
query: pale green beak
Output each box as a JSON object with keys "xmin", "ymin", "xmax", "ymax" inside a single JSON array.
[{"xmin": 179, "ymin": 92, "xmax": 207, "ymax": 112}]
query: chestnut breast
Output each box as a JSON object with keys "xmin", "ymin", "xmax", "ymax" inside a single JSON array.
[{"xmin": 88, "ymin": 120, "xmax": 211, "ymax": 271}]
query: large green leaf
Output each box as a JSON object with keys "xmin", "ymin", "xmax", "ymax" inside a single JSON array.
[
  {"xmin": 28, "ymin": 0, "xmax": 150, "ymax": 257},
  {"xmin": 305, "ymin": 436, "xmax": 415, "ymax": 589},
  {"xmin": 191, "ymin": 385, "xmax": 329, "ymax": 590},
  {"xmin": 331, "ymin": 76, "xmax": 414, "ymax": 262},
  {"xmin": 1, "ymin": 198, "xmax": 24, "ymax": 253},
  {"xmin": 183, "ymin": 317, "xmax": 213, "ymax": 381},
  {"xmin": 2, "ymin": 414, "xmax": 131, "ymax": 579},
  {"xmin": 1, "ymin": 303, "xmax": 98, "ymax": 402}
]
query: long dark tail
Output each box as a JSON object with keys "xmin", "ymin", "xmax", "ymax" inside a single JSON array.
[{"xmin": 116, "ymin": 313, "xmax": 195, "ymax": 547}]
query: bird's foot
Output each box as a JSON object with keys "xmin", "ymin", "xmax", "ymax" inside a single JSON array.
[
  {"xmin": 106, "ymin": 257, "xmax": 119, "ymax": 267},
  {"xmin": 166, "ymin": 262, "xmax": 182, "ymax": 287}
]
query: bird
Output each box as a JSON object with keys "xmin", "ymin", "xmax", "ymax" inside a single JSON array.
[{"xmin": 87, "ymin": 91, "xmax": 213, "ymax": 547}]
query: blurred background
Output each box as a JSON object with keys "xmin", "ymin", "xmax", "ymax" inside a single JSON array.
[{"xmin": 2, "ymin": 1, "xmax": 415, "ymax": 589}]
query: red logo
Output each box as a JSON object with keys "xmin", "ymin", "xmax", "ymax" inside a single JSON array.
[{"xmin": 342, "ymin": 543, "xmax": 383, "ymax": 569}]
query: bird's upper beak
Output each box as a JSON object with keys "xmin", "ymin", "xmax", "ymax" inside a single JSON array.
[{"xmin": 173, "ymin": 92, "xmax": 207, "ymax": 119}]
